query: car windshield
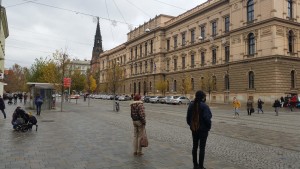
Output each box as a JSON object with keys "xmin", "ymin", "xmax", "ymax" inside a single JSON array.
[{"xmin": 173, "ymin": 96, "xmax": 180, "ymax": 99}]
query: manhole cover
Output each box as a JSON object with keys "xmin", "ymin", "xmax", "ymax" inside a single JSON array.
[{"xmin": 41, "ymin": 120, "xmax": 55, "ymax": 122}]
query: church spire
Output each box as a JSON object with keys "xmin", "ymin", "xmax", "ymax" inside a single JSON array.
[{"xmin": 91, "ymin": 17, "xmax": 103, "ymax": 68}]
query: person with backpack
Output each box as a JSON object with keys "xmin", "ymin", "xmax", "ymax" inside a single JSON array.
[
  {"xmin": 0, "ymin": 95, "xmax": 6, "ymax": 119},
  {"xmin": 257, "ymin": 98, "xmax": 264, "ymax": 114},
  {"xmin": 186, "ymin": 90, "xmax": 212, "ymax": 169},
  {"xmin": 130, "ymin": 94, "xmax": 146, "ymax": 156},
  {"xmin": 34, "ymin": 94, "xmax": 43, "ymax": 115}
]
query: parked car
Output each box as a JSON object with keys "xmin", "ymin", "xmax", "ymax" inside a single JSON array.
[
  {"xmin": 118, "ymin": 95, "xmax": 131, "ymax": 101},
  {"xmin": 69, "ymin": 94, "xmax": 80, "ymax": 99},
  {"xmin": 143, "ymin": 96, "xmax": 151, "ymax": 103},
  {"xmin": 165, "ymin": 96, "xmax": 179, "ymax": 104},
  {"xmin": 158, "ymin": 96, "xmax": 167, "ymax": 104},
  {"xmin": 171, "ymin": 96, "xmax": 190, "ymax": 105},
  {"xmin": 149, "ymin": 96, "xmax": 164, "ymax": 103}
]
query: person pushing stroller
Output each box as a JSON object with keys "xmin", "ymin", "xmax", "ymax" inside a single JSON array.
[{"xmin": 11, "ymin": 107, "xmax": 38, "ymax": 131}]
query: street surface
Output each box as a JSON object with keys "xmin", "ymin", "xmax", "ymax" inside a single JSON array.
[{"xmin": 0, "ymin": 98, "xmax": 299, "ymax": 169}]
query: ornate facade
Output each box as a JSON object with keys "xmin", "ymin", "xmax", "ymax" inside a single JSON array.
[{"xmin": 92, "ymin": 0, "xmax": 300, "ymax": 103}]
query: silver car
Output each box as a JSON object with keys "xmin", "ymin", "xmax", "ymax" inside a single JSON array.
[
  {"xmin": 149, "ymin": 96, "xmax": 164, "ymax": 103},
  {"xmin": 158, "ymin": 96, "xmax": 167, "ymax": 104},
  {"xmin": 165, "ymin": 96, "xmax": 179, "ymax": 104},
  {"xmin": 171, "ymin": 96, "xmax": 190, "ymax": 105}
]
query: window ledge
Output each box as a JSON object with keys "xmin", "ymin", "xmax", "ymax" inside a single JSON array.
[{"xmin": 247, "ymin": 88, "xmax": 256, "ymax": 92}]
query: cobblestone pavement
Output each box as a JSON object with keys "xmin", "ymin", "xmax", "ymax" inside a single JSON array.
[{"xmin": 0, "ymin": 98, "xmax": 299, "ymax": 169}]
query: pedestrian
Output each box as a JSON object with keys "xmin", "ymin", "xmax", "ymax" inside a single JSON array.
[
  {"xmin": 246, "ymin": 98, "xmax": 253, "ymax": 116},
  {"xmin": 34, "ymin": 94, "xmax": 43, "ymax": 115},
  {"xmin": 18, "ymin": 93, "xmax": 23, "ymax": 103},
  {"xmin": 186, "ymin": 90, "xmax": 212, "ymax": 169},
  {"xmin": 13, "ymin": 93, "xmax": 18, "ymax": 105},
  {"xmin": 23, "ymin": 93, "xmax": 28, "ymax": 105},
  {"xmin": 0, "ymin": 95, "xmax": 6, "ymax": 119},
  {"xmin": 257, "ymin": 98, "xmax": 264, "ymax": 114},
  {"xmin": 232, "ymin": 97, "xmax": 241, "ymax": 118},
  {"xmin": 280, "ymin": 96, "xmax": 285, "ymax": 108},
  {"xmin": 130, "ymin": 94, "xmax": 146, "ymax": 156},
  {"xmin": 273, "ymin": 99, "xmax": 281, "ymax": 116}
]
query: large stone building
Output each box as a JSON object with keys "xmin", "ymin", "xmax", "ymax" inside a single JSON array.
[
  {"xmin": 0, "ymin": 6, "xmax": 9, "ymax": 96},
  {"xmin": 92, "ymin": 0, "xmax": 300, "ymax": 103}
]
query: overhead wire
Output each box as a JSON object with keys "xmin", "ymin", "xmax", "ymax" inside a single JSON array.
[
  {"xmin": 105, "ymin": 0, "xmax": 115, "ymax": 41},
  {"xmin": 151, "ymin": 0, "xmax": 187, "ymax": 11},
  {"xmin": 124, "ymin": 0, "xmax": 152, "ymax": 18},
  {"xmin": 112, "ymin": 0, "xmax": 128, "ymax": 25}
]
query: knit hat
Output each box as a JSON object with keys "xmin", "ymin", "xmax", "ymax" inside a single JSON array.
[
  {"xmin": 195, "ymin": 90, "xmax": 206, "ymax": 102},
  {"xmin": 133, "ymin": 94, "xmax": 141, "ymax": 101}
]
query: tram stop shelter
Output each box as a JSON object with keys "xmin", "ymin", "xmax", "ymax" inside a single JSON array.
[{"xmin": 27, "ymin": 82, "xmax": 55, "ymax": 111}]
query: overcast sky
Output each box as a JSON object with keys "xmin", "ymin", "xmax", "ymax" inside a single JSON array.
[{"xmin": 3, "ymin": 0, "xmax": 206, "ymax": 69}]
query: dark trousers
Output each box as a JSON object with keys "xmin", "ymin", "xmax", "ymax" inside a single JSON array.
[
  {"xmin": 247, "ymin": 108, "xmax": 251, "ymax": 115},
  {"xmin": 36, "ymin": 104, "xmax": 42, "ymax": 115},
  {"xmin": 192, "ymin": 130, "xmax": 209, "ymax": 168},
  {"xmin": 1, "ymin": 109, "xmax": 6, "ymax": 118}
]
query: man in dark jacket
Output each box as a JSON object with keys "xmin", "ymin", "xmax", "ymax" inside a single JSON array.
[
  {"xmin": 0, "ymin": 95, "xmax": 6, "ymax": 119},
  {"xmin": 186, "ymin": 91, "xmax": 212, "ymax": 169}
]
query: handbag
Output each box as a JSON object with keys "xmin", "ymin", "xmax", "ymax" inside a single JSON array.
[{"xmin": 140, "ymin": 129, "xmax": 148, "ymax": 147}]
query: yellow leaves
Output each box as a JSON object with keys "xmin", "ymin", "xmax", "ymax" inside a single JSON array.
[
  {"xmin": 88, "ymin": 75, "xmax": 97, "ymax": 92},
  {"xmin": 155, "ymin": 80, "xmax": 168, "ymax": 95}
]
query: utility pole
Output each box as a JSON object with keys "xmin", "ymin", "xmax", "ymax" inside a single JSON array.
[{"xmin": 60, "ymin": 53, "xmax": 68, "ymax": 112}]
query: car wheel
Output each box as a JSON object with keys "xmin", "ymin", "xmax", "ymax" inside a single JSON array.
[{"xmin": 178, "ymin": 101, "xmax": 182, "ymax": 105}]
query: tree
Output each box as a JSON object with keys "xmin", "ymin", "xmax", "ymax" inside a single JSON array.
[
  {"xmin": 201, "ymin": 72, "xmax": 214, "ymax": 103},
  {"xmin": 4, "ymin": 64, "xmax": 28, "ymax": 92},
  {"xmin": 181, "ymin": 74, "xmax": 192, "ymax": 96},
  {"xmin": 155, "ymin": 80, "xmax": 168, "ymax": 96},
  {"xmin": 86, "ymin": 75, "xmax": 97, "ymax": 93},
  {"xmin": 106, "ymin": 64, "xmax": 124, "ymax": 94},
  {"xmin": 71, "ymin": 69, "xmax": 86, "ymax": 92}
]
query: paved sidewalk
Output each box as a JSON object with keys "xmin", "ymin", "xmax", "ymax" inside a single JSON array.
[{"xmin": 0, "ymin": 100, "xmax": 241, "ymax": 169}]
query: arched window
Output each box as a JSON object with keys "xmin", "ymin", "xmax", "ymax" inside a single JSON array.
[
  {"xmin": 248, "ymin": 33, "xmax": 255, "ymax": 55},
  {"xmin": 291, "ymin": 70, "xmax": 296, "ymax": 89},
  {"xmin": 225, "ymin": 74, "xmax": 230, "ymax": 90},
  {"xmin": 143, "ymin": 81, "xmax": 147, "ymax": 95},
  {"xmin": 174, "ymin": 80, "xmax": 177, "ymax": 92},
  {"xmin": 149, "ymin": 81, "xmax": 152, "ymax": 91},
  {"xmin": 288, "ymin": 30, "xmax": 294, "ymax": 53},
  {"xmin": 248, "ymin": 71, "xmax": 255, "ymax": 89},
  {"xmin": 212, "ymin": 76, "xmax": 217, "ymax": 91},
  {"xmin": 134, "ymin": 82, "xmax": 137, "ymax": 94},
  {"xmin": 247, "ymin": 0, "xmax": 254, "ymax": 22},
  {"xmin": 167, "ymin": 80, "xmax": 170, "ymax": 92},
  {"xmin": 288, "ymin": 0, "xmax": 293, "ymax": 18},
  {"xmin": 200, "ymin": 77, "xmax": 204, "ymax": 90}
]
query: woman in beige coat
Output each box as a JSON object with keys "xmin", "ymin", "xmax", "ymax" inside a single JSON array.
[{"xmin": 130, "ymin": 94, "xmax": 146, "ymax": 156}]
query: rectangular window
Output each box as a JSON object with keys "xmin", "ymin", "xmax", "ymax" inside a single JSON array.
[
  {"xmin": 139, "ymin": 62, "xmax": 142, "ymax": 73},
  {"xmin": 201, "ymin": 52, "xmax": 205, "ymax": 66},
  {"xmin": 174, "ymin": 59, "xmax": 177, "ymax": 71},
  {"xmin": 150, "ymin": 40, "xmax": 153, "ymax": 53},
  {"xmin": 150, "ymin": 60, "xmax": 153, "ymax": 72},
  {"xmin": 225, "ymin": 16, "xmax": 230, "ymax": 33},
  {"xmin": 182, "ymin": 33, "xmax": 186, "ymax": 46},
  {"xmin": 191, "ymin": 54, "xmax": 195, "ymax": 68},
  {"xmin": 145, "ymin": 42, "xmax": 148, "ymax": 56},
  {"xmin": 200, "ymin": 26, "xmax": 205, "ymax": 41},
  {"xmin": 135, "ymin": 46, "xmax": 138, "ymax": 59},
  {"xmin": 174, "ymin": 36, "xmax": 178, "ymax": 49},
  {"xmin": 225, "ymin": 46, "xmax": 230, "ymax": 63},
  {"xmin": 140, "ymin": 45, "xmax": 142, "ymax": 58},
  {"xmin": 212, "ymin": 21, "xmax": 217, "ymax": 37},
  {"xmin": 145, "ymin": 61, "xmax": 148, "ymax": 72},
  {"xmin": 288, "ymin": 0, "xmax": 293, "ymax": 18},
  {"xmin": 212, "ymin": 49, "xmax": 216, "ymax": 65},
  {"xmin": 167, "ymin": 39, "xmax": 170, "ymax": 51},
  {"xmin": 191, "ymin": 29, "xmax": 195, "ymax": 44},
  {"xmin": 182, "ymin": 57, "xmax": 185, "ymax": 69},
  {"xmin": 130, "ymin": 49, "xmax": 133, "ymax": 60}
]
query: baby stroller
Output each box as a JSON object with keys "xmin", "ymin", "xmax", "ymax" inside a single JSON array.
[
  {"xmin": 8, "ymin": 97, "xmax": 13, "ymax": 105},
  {"xmin": 12, "ymin": 107, "xmax": 38, "ymax": 132}
]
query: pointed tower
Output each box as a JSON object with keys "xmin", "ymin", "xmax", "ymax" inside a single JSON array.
[{"xmin": 91, "ymin": 17, "xmax": 103, "ymax": 72}]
